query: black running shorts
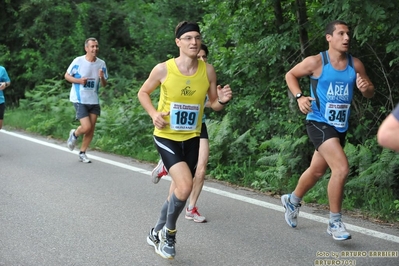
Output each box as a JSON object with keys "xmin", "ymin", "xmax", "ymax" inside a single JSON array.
[
  {"xmin": 306, "ymin": 120, "xmax": 346, "ymax": 151},
  {"xmin": 0, "ymin": 103, "xmax": 4, "ymax": 120},
  {"xmin": 153, "ymin": 135, "xmax": 200, "ymax": 176},
  {"xmin": 200, "ymin": 122, "xmax": 208, "ymax": 139}
]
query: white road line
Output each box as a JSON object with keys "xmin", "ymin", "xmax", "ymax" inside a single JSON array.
[{"xmin": 2, "ymin": 129, "xmax": 399, "ymax": 244}]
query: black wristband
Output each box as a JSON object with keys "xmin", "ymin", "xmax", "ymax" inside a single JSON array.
[{"xmin": 218, "ymin": 99, "xmax": 229, "ymax": 105}]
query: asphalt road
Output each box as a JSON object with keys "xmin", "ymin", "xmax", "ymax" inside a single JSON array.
[{"xmin": 0, "ymin": 130, "xmax": 398, "ymax": 266}]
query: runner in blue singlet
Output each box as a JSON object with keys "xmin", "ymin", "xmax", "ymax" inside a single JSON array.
[{"xmin": 281, "ymin": 20, "xmax": 374, "ymax": 241}]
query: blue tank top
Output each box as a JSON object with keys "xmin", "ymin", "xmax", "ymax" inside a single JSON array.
[{"xmin": 306, "ymin": 51, "xmax": 356, "ymax": 133}]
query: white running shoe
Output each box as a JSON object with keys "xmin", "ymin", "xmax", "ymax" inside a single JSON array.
[
  {"xmin": 281, "ymin": 194, "xmax": 301, "ymax": 228},
  {"xmin": 151, "ymin": 160, "xmax": 168, "ymax": 184},
  {"xmin": 327, "ymin": 220, "xmax": 352, "ymax": 241},
  {"xmin": 185, "ymin": 207, "xmax": 206, "ymax": 223},
  {"xmin": 67, "ymin": 129, "xmax": 77, "ymax": 151},
  {"xmin": 79, "ymin": 153, "xmax": 91, "ymax": 163}
]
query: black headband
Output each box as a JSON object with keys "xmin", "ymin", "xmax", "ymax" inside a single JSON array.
[{"xmin": 176, "ymin": 23, "xmax": 201, "ymax": 39}]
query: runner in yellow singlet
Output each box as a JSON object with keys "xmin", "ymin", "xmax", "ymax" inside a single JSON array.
[
  {"xmin": 138, "ymin": 21, "xmax": 232, "ymax": 260},
  {"xmin": 151, "ymin": 44, "xmax": 213, "ymax": 224}
]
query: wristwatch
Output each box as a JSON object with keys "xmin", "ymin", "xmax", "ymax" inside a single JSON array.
[
  {"xmin": 218, "ymin": 99, "xmax": 229, "ymax": 105},
  {"xmin": 295, "ymin": 93, "xmax": 303, "ymax": 100}
]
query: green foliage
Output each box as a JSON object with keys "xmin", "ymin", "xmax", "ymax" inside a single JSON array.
[
  {"xmin": 207, "ymin": 114, "xmax": 234, "ymax": 173},
  {"xmin": 303, "ymin": 174, "xmax": 330, "ymax": 205},
  {"xmin": 17, "ymin": 79, "xmax": 73, "ymax": 136},
  {"xmin": 94, "ymin": 80, "xmax": 158, "ymax": 161},
  {"xmin": 0, "ymin": 44, "xmax": 10, "ymax": 64},
  {"xmin": 345, "ymin": 143, "xmax": 399, "ymax": 221},
  {"xmin": 2, "ymin": 0, "xmax": 205, "ymax": 104},
  {"xmin": 255, "ymin": 134, "xmax": 311, "ymax": 193}
]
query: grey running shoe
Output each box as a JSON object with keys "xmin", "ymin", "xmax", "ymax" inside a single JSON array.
[
  {"xmin": 157, "ymin": 227, "xmax": 176, "ymax": 259},
  {"xmin": 67, "ymin": 129, "xmax": 77, "ymax": 151},
  {"xmin": 281, "ymin": 194, "xmax": 301, "ymax": 228},
  {"xmin": 327, "ymin": 220, "xmax": 352, "ymax": 241},
  {"xmin": 79, "ymin": 153, "xmax": 91, "ymax": 163},
  {"xmin": 147, "ymin": 228, "xmax": 160, "ymax": 252},
  {"xmin": 185, "ymin": 207, "xmax": 206, "ymax": 223},
  {"xmin": 151, "ymin": 160, "xmax": 168, "ymax": 184}
]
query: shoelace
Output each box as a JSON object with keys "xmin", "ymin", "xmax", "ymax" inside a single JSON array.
[
  {"xmin": 190, "ymin": 207, "xmax": 202, "ymax": 216},
  {"xmin": 163, "ymin": 230, "xmax": 176, "ymax": 246},
  {"xmin": 332, "ymin": 221, "xmax": 346, "ymax": 232},
  {"xmin": 157, "ymin": 167, "xmax": 168, "ymax": 177},
  {"xmin": 166, "ymin": 234, "xmax": 176, "ymax": 246},
  {"xmin": 288, "ymin": 202, "xmax": 300, "ymax": 218}
]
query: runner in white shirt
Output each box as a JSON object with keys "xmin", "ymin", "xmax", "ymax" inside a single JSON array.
[{"xmin": 65, "ymin": 37, "xmax": 108, "ymax": 163}]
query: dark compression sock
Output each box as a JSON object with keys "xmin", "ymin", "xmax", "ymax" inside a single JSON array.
[{"xmin": 165, "ymin": 192, "xmax": 186, "ymax": 230}]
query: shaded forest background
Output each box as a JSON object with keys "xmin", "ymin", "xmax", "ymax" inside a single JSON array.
[{"xmin": 1, "ymin": 0, "xmax": 399, "ymax": 222}]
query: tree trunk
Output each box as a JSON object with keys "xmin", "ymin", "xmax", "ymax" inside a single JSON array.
[
  {"xmin": 295, "ymin": 0, "xmax": 311, "ymax": 58},
  {"xmin": 273, "ymin": 0, "xmax": 284, "ymax": 33}
]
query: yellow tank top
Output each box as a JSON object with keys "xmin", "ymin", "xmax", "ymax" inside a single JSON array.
[{"xmin": 154, "ymin": 58, "xmax": 209, "ymax": 141}]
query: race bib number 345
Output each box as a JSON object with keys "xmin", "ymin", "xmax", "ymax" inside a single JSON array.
[
  {"xmin": 325, "ymin": 102, "xmax": 350, "ymax": 128},
  {"xmin": 170, "ymin": 102, "xmax": 200, "ymax": 131}
]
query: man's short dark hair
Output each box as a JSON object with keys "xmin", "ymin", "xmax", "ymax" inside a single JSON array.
[
  {"xmin": 325, "ymin": 20, "xmax": 348, "ymax": 35},
  {"xmin": 201, "ymin": 44, "xmax": 209, "ymax": 57}
]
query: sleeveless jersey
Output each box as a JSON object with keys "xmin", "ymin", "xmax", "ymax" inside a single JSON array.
[
  {"xmin": 66, "ymin": 55, "xmax": 108, "ymax": 104},
  {"xmin": 306, "ymin": 51, "xmax": 356, "ymax": 133},
  {"xmin": 0, "ymin": 66, "xmax": 10, "ymax": 104},
  {"xmin": 154, "ymin": 59, "xmax": 209, "ymax": 141}
]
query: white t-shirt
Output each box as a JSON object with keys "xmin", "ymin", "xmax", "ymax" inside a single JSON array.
[{"xmin": 66, "ymin": 55, "xmax": 108, "ymax": 104}]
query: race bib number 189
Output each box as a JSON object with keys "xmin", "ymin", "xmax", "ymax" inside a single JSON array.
[
  {"xmin": 325, "ymin": 102, "xmax": 350, "ymax": 128},
  {"xmin": 170, "ymin": 102, "xmax": 200, "ymax": 131}
]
